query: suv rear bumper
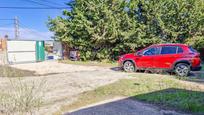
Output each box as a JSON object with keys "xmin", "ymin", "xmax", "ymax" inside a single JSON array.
[{"xmin": 191, "ymin": 66, "xmax": 202, "ymax": 71}]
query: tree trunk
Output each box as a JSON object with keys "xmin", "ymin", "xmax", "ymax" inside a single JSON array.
[{"xmin": 62, "ymin": 42, "xmax": 70, "ymax": 60}]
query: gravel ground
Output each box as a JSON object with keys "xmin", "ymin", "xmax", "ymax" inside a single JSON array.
[
  {"xmin": 11, "ymin": 61, "xmax": 105, "ymax": 75},
  {"xmin": 0, "ymin": 61, "xmax": 130, "ymax": 115},
  {"xmin": 1, "ymin": 61, "xmax": 192, "ymax": 115}
]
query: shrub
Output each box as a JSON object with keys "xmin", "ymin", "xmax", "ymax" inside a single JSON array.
[
  {"xmin": 0, "ymin": 79, "xmax": 46, "ymax": 114},
  {"xmin": 0, "ymin": 66, "xmax": 36, "ymax": 77},
  {"xmin": 185, "ymin": 36, "xmax": 204, "ymax": 60}
]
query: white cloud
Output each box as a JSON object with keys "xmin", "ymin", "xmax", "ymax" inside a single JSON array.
[{"xmin": 0, "ymin": 27, "xmax": 54, "ymax": 41}]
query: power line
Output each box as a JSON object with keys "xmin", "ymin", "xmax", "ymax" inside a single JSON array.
[
  {"xmin": 0, "ymin": 18, "xmax": 52, "ymax": 39},
  {"xmin": 0, "ymin": 6, "xmax": 70, "ymax": 9},
  {"xmin": 0, "ymin": 0, "xmax": 70, "ymax": 10},
  {"xmin": 0, "ymin": 18, "xmax": 19, "ymax": 39},
  {"xmin": 0, "ymin": 18, "xmax": 46, "ymax": 39},
  {"xmin": 36, "ymin": 0, "xmax": 65, "ymax": 7},
  {"xmin": 0, "ymin": 19, "xmax": 14, "ymax": 20},
  {"xmin": 18, "ymin": 21, "xmax": 50, "ymax": 39},
  {"xmin": 20, "ymin": 0, "xmax": 57, "ymax": 8},
  {"xmin": 0, "ymin": 23, "xmax": 13, "ymax": 27}
]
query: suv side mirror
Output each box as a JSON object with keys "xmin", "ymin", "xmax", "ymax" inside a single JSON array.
[{"xmin": 136, "ymin": 52, "xmax": 143, "ymax": 56}]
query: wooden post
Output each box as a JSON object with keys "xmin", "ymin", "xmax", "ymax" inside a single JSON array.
[{"xmin": 0, "ymin": 38, "xmax": 8, "ymax": 65}]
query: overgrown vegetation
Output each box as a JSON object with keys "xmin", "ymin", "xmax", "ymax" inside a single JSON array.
[
  {"xmin": 0, "ymin": 66, "xmax": 36, "ymax": 77},
  {"xmin": 48, "ymin": 0, "xmax": 204, "ymax": 61},
  {"xmin": 0, "ymin": 66, "xmax": 45, "ymax": 114},
  {"xmin": 56, "ymin": 74, "xmax": 204, "ymax": 114},
  {"xmin": 0, "ymin": 79, "xmax": 46, "ymax": 114}
]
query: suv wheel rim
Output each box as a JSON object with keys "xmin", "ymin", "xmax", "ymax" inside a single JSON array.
[
  {"xmin": 176, "ymin": 65, "xmax": 189, "ymax": 76},
  {"xmin": 124, "ymin": 61, "xmax": 135, "ymax": 72}
]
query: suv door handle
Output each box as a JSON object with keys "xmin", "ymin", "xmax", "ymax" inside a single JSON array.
[{"xmin": 135, "ymin": 58, "xmax": 139, "ymax": 60}]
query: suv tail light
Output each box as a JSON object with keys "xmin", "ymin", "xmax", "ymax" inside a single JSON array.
[
  {"xmin": 195, "ymin": 53, "xmax": 200, "ymax": 58},
  {"xmin": 190, "ymin": 53, "xmax": 201, "ymax": 66}
]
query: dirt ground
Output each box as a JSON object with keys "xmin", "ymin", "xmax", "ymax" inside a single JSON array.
[
  {"xmin": 0, "ymin": 61, "xmax": 130, "ymax": 114},
  {"xmin": 1, "ymin": 61, "xmax": 198, "ymax": 115},
  {"xmin": 11, "ymin": 61, "xmax": 107, "ymax": 75}
]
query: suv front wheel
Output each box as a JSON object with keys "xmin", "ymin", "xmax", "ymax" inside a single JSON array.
[
  {"xmin": 123, "ymin": 61, "xmax": 135, "ymax": 72},
  {"xmin": 175, "ymin": 63, "xmax": 190, "ymax": 77}
]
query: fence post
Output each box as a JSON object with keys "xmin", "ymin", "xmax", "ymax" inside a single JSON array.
[{"xmin": 0, "ymin": 38, "xmax": 8, "ymax": 65}]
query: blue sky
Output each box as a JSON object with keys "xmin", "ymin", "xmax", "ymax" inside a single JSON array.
[{"xmin": 0, "ymin": 0, "xmax": 70, "ymax": 40}]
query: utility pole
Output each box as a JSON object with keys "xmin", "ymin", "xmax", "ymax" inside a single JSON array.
[{"xmin": 14, "ymin": 17, "xmax": 19, "ymax": 39}]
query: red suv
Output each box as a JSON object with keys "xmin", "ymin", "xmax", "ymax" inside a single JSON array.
[{"xmin": 118, "ymin": 44, "xmax": 202, "ymax": 77}]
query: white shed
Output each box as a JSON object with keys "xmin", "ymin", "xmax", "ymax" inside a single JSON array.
[{"xmin": 7, "ymin": 40, "xmax": 37, "ymax": 64}]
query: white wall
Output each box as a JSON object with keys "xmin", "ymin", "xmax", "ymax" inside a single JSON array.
[
  {"xmin": 7, "ymin": 41, "xmax": 36, "ymax": 63},
  {"xmin": 7, "ymin": 41, "xmax": 36, "ymax": 52}
]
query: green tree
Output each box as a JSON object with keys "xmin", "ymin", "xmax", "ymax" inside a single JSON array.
[
  {"xmin": 129, "ymin": 0, "xmax": 204, "ymax": 42},
  {"xmin": 48, "ymin": 0, "xmax": 204, "ymax": 61},
  {"xmin": 49, "ymin": 0, "xmax": 134, "ymax": 60}
]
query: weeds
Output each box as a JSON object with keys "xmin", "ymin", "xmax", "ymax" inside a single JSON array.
[
  {"xmin": 57, "ymin": 75, "xmax": 204, "ymax": 114},
  {"xmin": 0, "ymin": 65, "xmax": 36, "ymax": 77},
  {"xmin": 0, "ymin": 78, "xmax": 46, "ymax": 114}
]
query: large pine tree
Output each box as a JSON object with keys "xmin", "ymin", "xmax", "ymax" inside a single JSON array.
[{"xmin": 48, "ymin": 0, "xmax": 204, "ymax": 61}]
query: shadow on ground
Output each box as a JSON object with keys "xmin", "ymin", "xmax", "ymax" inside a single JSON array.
[
  {"xmin": 110, "ymin": 67, "xmax": 204, "ymax": 83},
  {"xmin": 67, "ymin": 88, "xmax": 204, "ymax": 115},
  {"xmin": 187, "ymin": 71, "xmax": 204, "ymax": 83},
  {"xmin": 110, "ymin": 67, "xmax": 122, "ymax": 71}
]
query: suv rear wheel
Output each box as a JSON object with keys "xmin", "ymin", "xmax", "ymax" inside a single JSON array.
[
  {"xmin": 175, "ymin": 63, "xmax": 190, "ymax": 77},
  {"xmin": 123, "ymin": 61, "xmax": 135, "ymax": 72}
]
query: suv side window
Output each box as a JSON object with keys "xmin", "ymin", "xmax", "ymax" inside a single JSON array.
[
  {"xmin": 177, "ymin": 47, "xmax": 184, "ymax": 54},
  {"xmin": 143, "ymin": 47, "xmax": 158, "ymax": 56},
  {"xmin": 189, "ymin": 46, "xmax": 197, "ymax": 53},
  {"xmin": 161, "ymin": 46, "xmax": 177, "ymax": 54}
]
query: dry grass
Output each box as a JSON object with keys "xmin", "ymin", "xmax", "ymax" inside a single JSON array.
[
  {"xmin": 0, "ymin": 79, "xmax": 46, "ymax": 114},
  {"xmin": 59, "ymin": 60, "xmax": 117, "ymax": 67},
  {"xmin": 0, "ymin": 66, "xmax": 45, "ymax": 114},
  {"xmin": 0, "ymin": 65, "xmax": 36, "ymax": 77}
]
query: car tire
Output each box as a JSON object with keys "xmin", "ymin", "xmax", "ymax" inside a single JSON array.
[
  {"xmin": 123, "ymin": 61, "xmax": 135, "ymax": 72},
  {"xmin": 175, "ymin": 63, "xmax": 190, "ymax": 77}
]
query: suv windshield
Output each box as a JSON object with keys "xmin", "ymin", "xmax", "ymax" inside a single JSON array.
[{"xmin": 189, "ymin": 46, "xmax": 197, "ymax": 53}]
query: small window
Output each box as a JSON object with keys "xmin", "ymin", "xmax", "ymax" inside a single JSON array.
[
  {"xmin": 143, "ymin": 47, "xmax": 158, "ymax": 56},
  {"xmin": 161, "ymin": 46, "xmax": 177, "ymax": 54},
  {"xmin": 189, "ymin": 46, "xmax": 197, "ymax": 53},
  {"xmin": 177, "ymin": 47, "xmax": 183, "ymax": 54}
]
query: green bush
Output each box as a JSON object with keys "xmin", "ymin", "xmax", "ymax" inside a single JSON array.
[
  {"xmin": 48, "ymin": 0, "xmax": 204, "ymax": 61},
  {"xmin": 185, "ymin": 36, "xmax": 204, "ymax": 60}
]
